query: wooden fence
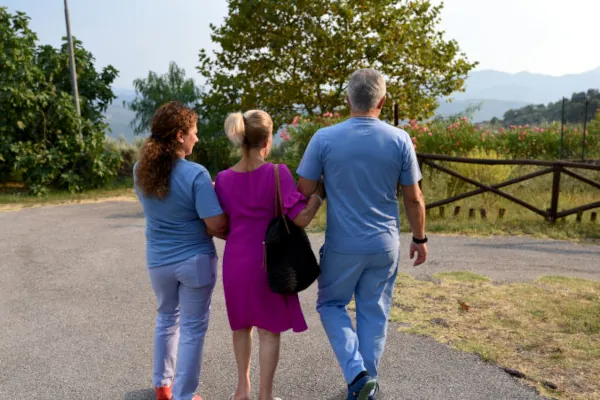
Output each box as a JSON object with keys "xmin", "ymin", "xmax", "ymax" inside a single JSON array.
[{"xmin": 416, "ymin": 153, "xmax": 600, "ymax": 222}]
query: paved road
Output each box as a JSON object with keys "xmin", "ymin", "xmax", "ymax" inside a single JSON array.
[{"xmin": 2, "ymin": 201, "xmax": 598, "ymax": 400}]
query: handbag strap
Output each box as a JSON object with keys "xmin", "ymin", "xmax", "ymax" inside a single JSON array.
[{"xmin": 274, "ymin": 164, "xmax": 290, "ymax": 233}]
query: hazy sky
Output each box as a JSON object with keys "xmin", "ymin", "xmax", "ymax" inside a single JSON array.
[{"xmin": 4, "ymin": 0, "xmax": 600, "ymax": 88}]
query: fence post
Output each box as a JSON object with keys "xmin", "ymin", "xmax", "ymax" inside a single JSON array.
[
  {"xmin": 560, "ymin": 98, "xmax": 565, "ymax": 159},
  {"xmin": 582, "ymin": 99, "xmax": 588, "ymax": 161},
  {"xmin": 394, "ymin": 103, "xmax": 399, "ymax": 127},
  {"xmin": 549, "ymin": 164, "xmax": 561, "ymax": 222}
]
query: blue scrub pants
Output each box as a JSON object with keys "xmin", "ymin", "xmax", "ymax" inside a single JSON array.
[
  {"xmin": 148, "ymin": 252, "xmax": 217, "ymax": 400},
  {"xmin": 316, "ymin": 245, "xmax": 399, "ymax": 383}
]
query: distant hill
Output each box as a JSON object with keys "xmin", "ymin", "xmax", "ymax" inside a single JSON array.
[
  {"xmin": 498, "ymin": 89, "xmax": 600, "ymax": 126},
  {"xmin": 104, "ymin": 102, "xmax": 138, "ymax": 142},
  {"xmin": 452, "ymin": 67, "xmax": 600, "ymax": 104},
  {"xmin": 435, "ymin": 98, "xmax": 531, "ymax": 122},
  {"xmin": 104, "ymin": 89, "xmax": 139, "ymax": 143}
]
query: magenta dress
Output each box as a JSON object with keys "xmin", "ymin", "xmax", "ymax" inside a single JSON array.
[{"xmin": 214, "ymin": 163, "xmax": 309, "ymax": 333}]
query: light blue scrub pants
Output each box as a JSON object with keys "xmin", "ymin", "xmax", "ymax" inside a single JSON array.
[
  {"xmin": 148, "ymin": 252, "xmax": 217, "ymax": 400},
  {"xmin": 316, "ymin": 245, "xmax": 400, "ymax": 384}
]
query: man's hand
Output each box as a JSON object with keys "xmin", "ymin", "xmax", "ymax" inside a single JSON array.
[{"xmin": 409, "ymin": 241, "xmax": 428, "ymax": 266}]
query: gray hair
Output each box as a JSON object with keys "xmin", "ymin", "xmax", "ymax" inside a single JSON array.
[{"xmin": 347, "ymin": 68, "xmax": 387, "ymax": 113}]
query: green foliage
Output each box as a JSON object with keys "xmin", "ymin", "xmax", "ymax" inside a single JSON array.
[
  {"xmin": 125, "ymin": 62, "xmax": 202, "ymax": 135},
  {"xmin": 192, "ymin": 132, "xmax": 233, "ymax": 176},
  {"xmin": 275, "ymin": 113, "xmax": 345, "ymax": 175},
  {"xmin": 0, "ymin": 7, "xmax": 120, "ymax": 195},
  {"xmin": 104, "ymin": 136, "xmax": 145, "ymax": 178},
  {"xmin": 197, "ymin": 0, "xmax": 477, "ymax": 128},
  {"xmin": 499, "ymin": 89, "xmax": 600, "ymax": 126},
  {"xmin": 125, "ymin": 61, "xmax": 232, "ymax": 175},
  {"xmin": 589, "ymin": 109, "xmax": 600, "ymax": 135},
  {"xmin": 443, "ymin": 148, "xmax": 515, "ymax": 207},
  {"xmin": 274, "ymin": 113, "xmax": 600, "ymax": 180},
  {"xmin": 36, "ymin": 39, "xmax": 118, "ymax": 124}
]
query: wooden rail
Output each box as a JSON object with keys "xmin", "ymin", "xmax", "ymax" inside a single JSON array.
[{"xmin": 416, "ymin": 153, "xmax": 600, "ymax": 222}]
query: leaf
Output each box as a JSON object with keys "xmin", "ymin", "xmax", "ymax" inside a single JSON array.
[
  {"xmin": 197, "ymin": 0, "xmax": 478, "ymax": 128},
  {"xmin": 0, "ymin": 7, "xmax": 121, "ymax": 192},
  {"xmin": 458, "ymin": 300, "xmax": 471, "ymax": 311}
]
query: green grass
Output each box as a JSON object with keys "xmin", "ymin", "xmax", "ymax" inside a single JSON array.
[
  {"xmin": 389, "ymin": 273, "xmax": 600, "ymax": 399},
  {"xmin": 433, "ymin": 271, "xmax": 490, "ymax": 282},
  {"xmin": 309, "ymin": 205, "xmax": 599, "ymax": 242},
  {"xmin": 418, "ymin": 165, "xmax": 600, "ymax": 241},
  {"xmin": 0, "ymin": 177, "xmax": 135, "ymax": 209}
]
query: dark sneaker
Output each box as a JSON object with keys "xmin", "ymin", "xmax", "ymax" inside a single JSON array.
[
  {"xmin": 347, "ymin": 375, "xmax": 377, "ymax": 400},
  {"xmin": 368, "ymin": 382, "xmax": 380, "ymax": 400}
]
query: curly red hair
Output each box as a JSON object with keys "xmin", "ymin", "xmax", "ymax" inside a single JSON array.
[{"xmin": 135, "ymin": 101, "xmax": 198, "ymax": 198}]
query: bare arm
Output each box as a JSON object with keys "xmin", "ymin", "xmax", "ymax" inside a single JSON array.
[
  {"xmin": 297, "ymin": 176, "xmax": 319, "ymax": 198},
  {"xmin": 204, "ymin": 213, "xmax": 228, "ymax": 240},
  {"xmin": 293, "ymin": 191, "xmax": 324, "ymax": 228},
  {"xmin": 401, "ymin": 183, "xmax": 425, "ymax": 238},
  {"xmin": 401, "ymin": 183, "xmax": 428, "ymax": 266}
]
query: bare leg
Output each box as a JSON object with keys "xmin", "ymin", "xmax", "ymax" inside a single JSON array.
[
  {"xmin": 232, "ymin": 328, "xmax": 253, "ymax": 400},
  {"xmin": 257, "ymin": 328, "xmax": 281, "ymax": 400}
]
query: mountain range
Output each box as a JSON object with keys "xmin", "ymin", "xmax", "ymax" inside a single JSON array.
[{"xmin": 105, "ymin": 67, "xmax": 600, "ymax": 142}]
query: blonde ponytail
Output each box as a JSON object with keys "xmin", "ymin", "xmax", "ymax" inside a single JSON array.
[
  {"xmin": 224, "ymin": 112, "xmax": 246, "ymax": 146},
  {"xmin": 224, "ymin": 109, "xmax": 273, "ymax": 149}
]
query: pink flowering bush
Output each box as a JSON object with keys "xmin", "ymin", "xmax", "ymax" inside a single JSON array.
[
  {"xmin": 401, "ymin": 117, "xmax": 599, "ymax": 160},
  {"xmin": 271, "ymin": 112, "xmax": 345, "ymax": 175},
  {"xmin": 271, "ymin": 113, "xmax": 600, "ymax": 174}
]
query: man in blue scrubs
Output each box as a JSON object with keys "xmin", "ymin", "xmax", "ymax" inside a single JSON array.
[{"xmin": 297, "ymin": 68, "xmax": 428, "ymax": 400}]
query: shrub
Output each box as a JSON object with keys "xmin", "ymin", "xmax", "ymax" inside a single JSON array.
[
  {"xmin": 443, "ymin": 148, "xmax": 516, "ymax": 207},
  {"xmin": 104, "ymin": 136, "xmax": 145, "ymax": 178},
  {"xmin": 276, "ymin": 113, "xmax": 345, "ymax": 175}
]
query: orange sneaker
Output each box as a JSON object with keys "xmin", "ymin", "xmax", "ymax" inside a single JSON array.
[
  {"xmin": 154, "ymin": 385, "xmax": 172, "ymax": 400},
  {"xmin": 192, "ymin": 396, "xmax": 203, "ymax": 400}
]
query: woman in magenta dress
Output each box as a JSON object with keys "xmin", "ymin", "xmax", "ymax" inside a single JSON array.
[{"xmin": 214, "ymin": 110, "xmax": 325, "ymax": 400}]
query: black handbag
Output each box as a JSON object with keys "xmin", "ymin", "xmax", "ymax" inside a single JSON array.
[{"xmin": 264, "ymin": 164, "xmax": 320, "ymax": 295}]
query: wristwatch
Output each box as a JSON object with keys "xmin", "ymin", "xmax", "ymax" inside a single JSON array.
[{"xmin": 412, "ymin": 235, "xmax": 428, "ymax": 244}]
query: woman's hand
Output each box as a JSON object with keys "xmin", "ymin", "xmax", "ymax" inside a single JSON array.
[{"xmin": 204, "ymin": 213, "xmax": 229, "ymax": 240}]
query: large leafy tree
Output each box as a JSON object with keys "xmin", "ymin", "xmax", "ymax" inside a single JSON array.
[
  {"xmin": 197, "ymin": 0, "xmax": 477, "ymax": 128},
  {"xmin": 126, "ymin": 62, "xmax": 231, "ymax": 173},
  {"xmin": 0, "ymin": 7, "xmax": 120, "ymax": 194},
  {"xmin": 125, "ymin": 61, "xmax": 202, "ymax": 134},
  {"xmin": 36, "ymin": 38, "xmax": 118, "ymax": 124},
  {"xmin": 0, "ymin": 8, "xmax": 45, "ymax": 179}
]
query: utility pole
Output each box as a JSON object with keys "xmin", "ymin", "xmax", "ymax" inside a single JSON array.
[{"xmin": 64, "ymin": 0, "xmax": 81, "ymax": 117}]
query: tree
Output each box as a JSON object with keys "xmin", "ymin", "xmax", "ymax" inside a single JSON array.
[
  {"xmin": 500, "ymin": 89, "xmax": 600, "ymax": 126},
  {"xmin": 36, "ymin": 38, "xmax": 118, "ymax": 125},
  {"xmin": 126, "ymin": 62, "xmax": 232, "ymax": 173},
  {"xmin": 125, "ymin": 61, "xmax": 202, "ymax": 135},
  {"xmin": 197, "ymin": 0, "xmax": 477, "ymax": 128},
  {"xmin": 0, "ymin": 7, "xmax": 121, "ymax": 194},
  {"xmin": 0, "ymin": 8, "xmax": 46, "ymax": 180}
]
